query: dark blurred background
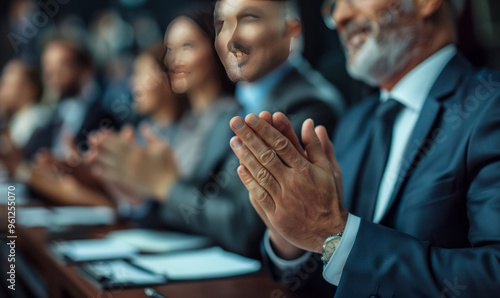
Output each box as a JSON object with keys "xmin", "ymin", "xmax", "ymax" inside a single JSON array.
[{"xmin": 1, "ymin": 0, "xmax": 499, "ymax": 106}]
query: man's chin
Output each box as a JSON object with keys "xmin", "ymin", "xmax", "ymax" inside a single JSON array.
[
  {"xmin": 225, "ymin": 67, "xmax": 252, "ymax": 83},
  {"xmin": 346, "ymin": 60, "xmax": 379, "ymax": 87},
  {"xmin": 226, "ymin": 70, "xmax": 243, "ymax": 83}
]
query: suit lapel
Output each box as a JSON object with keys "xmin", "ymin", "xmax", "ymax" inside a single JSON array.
[
  {"xmin": 342, "ymin": 127, "xmax": 372, "ymax": 212},
  {"xmin": 380, "ymin": 54, "xmax": 472, "ymax": 223},
  {"xmin": 340, "ymin": 96, "xmax": 380, "ymax": 212},
  {"xmin": 382, "ymin": 98, "xmax": 442, "ymax": 219},
  {"xmin": 195, "ymin": 104, "xmax": 241, "ymax": 177}
]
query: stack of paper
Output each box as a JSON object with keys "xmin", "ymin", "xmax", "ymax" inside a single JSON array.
[
  {"xmin": 82, "ymin": 259, "xmax": 167, "ymax": 286},
  {"xmin": 52, "ymin": 239, "xmax": 138, "ymax": 262},
  {"xmin": 51, "ymin": 229, "xmax": 212, "ymax": 262},
  {"xmin": 18, "ymin": 206, "xmax": 116, "ymax": 228},
  {"xmin": 131, "ymin": 246, "xmax": 262, "ymax": 280},
  {"xmin": 106, "ymin": 229, "xmax": 212, "ymax": 253}
]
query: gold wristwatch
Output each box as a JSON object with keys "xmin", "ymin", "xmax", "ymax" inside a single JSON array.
[{"xmin": 321, "ymin": 231, "xmax": 343, "ymax": 266}]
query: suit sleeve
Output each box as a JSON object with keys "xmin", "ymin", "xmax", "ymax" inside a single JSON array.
[
  {"xmin": 157, "ymin": 99, "xmax": 339, "ymax": 259},
  {"xmin": 333, "ymin": 96, "xmax": 500, "ymax": 297}
]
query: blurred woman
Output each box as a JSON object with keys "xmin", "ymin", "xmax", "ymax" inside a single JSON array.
[
  {"xmin": 107, "ymin": 5, "xmax": 238, "ymax": 210},
  {"xmin": 163, "ymin": 6, "xmax": 236, "ymax": 178},
  {"xmin": 87, "ymin": 5, "xmax": 239, "ymax": 221},
  {"xmin": 131, "ymin": 42, "xmax": 188, "ymax": 145}
]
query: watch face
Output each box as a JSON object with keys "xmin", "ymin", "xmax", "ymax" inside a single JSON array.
[
  {"xmin": 325, "ymin": 240, "xmax": 337, "ymax": 256},
  {"xmin": 324, "ymin": 236, "xmax": 341, "ymax": 262}
]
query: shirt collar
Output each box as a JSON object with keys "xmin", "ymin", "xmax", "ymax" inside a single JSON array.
[
  {"xmin": 380, "ymin": 44, "xmax": 457, "ymax": 113},
  {"xmin": 236, "ymin": 58, "xmax": 294, "ymax": 114}
]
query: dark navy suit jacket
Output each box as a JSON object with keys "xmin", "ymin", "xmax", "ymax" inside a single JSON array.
[
  {"xmin": 267, "ymin": 53, "xmax": 500, "ymax": 297},
  {"xmin": 24, "ymin": 93, "xmax": 121, "ymax": 160}
]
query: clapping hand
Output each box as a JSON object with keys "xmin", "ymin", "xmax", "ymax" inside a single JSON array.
[
  {"xmin": 229, "ymin": 112, "xmax": 347, "ymax": 254},
  {"xmin": 86, "ymin": 125, "xmax": 178, "ymax": 202}
]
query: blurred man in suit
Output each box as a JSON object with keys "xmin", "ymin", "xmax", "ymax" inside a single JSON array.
[
  {"xmin": 87, "ymin": 0, "xmax": 344, "ymax": 258},
  {"xmin": 214, "ymin": 0, "xmax": 344, "ymax": 117},
  {"xmin": 229, "ymin": 0, "xmax": 500, "ymax": 296},
  {"xmin": 159, "ymin": 0, "xmax": 344, "ymax": 257},
  {"xmin": 24, "ymin": 37, "xmax": 120, "ymax": 161}
]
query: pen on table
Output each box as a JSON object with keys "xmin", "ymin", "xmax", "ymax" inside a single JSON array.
[{"xmin": 144, "ymin": 287, "xmax": 167, "ymax": 298}]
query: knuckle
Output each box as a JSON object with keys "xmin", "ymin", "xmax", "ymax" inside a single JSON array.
[
  {"xmin": 256, "ymin": 167, "xmax": 271, "ymax": 184},
  {"xmin": 273, "ymin": 137, "xmax": 290, "ymax": 155},
  {"xmin": 260, "ymin": 150, "xmax": 275, "ymax": 165},
  {"xmin": 240, "ymin": 172, "xmax": 253, "ymax": 184},
  {"xmin": 260, "ymin": 125, "xmax": 274, "ymax": 139},
  {"xmin": 240, "ymin": 149, "xmax": 252, "ymax": 161},
  {"xmin": 255, "ymin": 187, "xmax": 269, "ymax": 203},
  {"xmin": 243, "ymin": 130, "xmax": 256, "ymax": 143}
]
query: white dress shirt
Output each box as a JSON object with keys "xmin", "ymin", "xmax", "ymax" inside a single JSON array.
[
  {"xmin": 236, "ymin": 58, "xmax": 294, "ymax": 115},
  {"xmin": 265, "ymin": 45, "xmax": 458, "ymax": 286},
  {"xmin": 9, "ymin": 104, "xmax": 51, "ymax": 148}
]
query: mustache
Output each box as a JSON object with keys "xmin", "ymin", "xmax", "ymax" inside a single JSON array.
[{"xmin": 228, "ymin": 42, "xmax": 252, "ymax": 55}]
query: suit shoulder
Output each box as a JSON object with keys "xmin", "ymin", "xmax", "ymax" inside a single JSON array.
[
  {"xmin": 271, "ymin": 60, "xmax": 345, "ymax": 115},
  {"xmin": 442, "ymin": 67, "xmax": 500, "ymax": 124}
]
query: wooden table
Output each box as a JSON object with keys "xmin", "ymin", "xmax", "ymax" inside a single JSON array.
[{"xmin": 15, "ymin": 225, "xmax": 317, "ymax": 298}]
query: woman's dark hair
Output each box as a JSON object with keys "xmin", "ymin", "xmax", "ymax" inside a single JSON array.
[
  {"xmin": 167, "ymin": 3, "xmax": 235, "ymax": 96},
  {"xmin": 142, "ymin": 42, "xmax": 189, "ymax": 121}
]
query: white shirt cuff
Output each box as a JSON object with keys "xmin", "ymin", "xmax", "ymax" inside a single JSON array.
[
  {"xmin": 322, "ymin": 213, "xmax": 361, "ymax": 286},
  {"xmin": 263, "ymin": 229, "xmax": 313, "ymax": 270}
]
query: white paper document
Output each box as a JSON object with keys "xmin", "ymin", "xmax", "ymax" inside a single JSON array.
[
  {"xmin": 131, "ymin": 246, "xmax": 262, "ymax": 280},
  {"xmin": 83, "ymin": 259, "xmax": 167, "ymax": 285},
  {"xmin": 106, "ymin": 229, "xmax": 212, "ymax": 253},
  {"xmin": 52, "ymin": 238, "xmax": 138, "ymax": 262},
  {"xmin": 18, "ymin": 206, "xmax": 116, "ymax": 228}
]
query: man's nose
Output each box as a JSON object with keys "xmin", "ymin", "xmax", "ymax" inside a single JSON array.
[{"xmin": 221, "ymin": 23, "xmax": 240, "ymax": 54}]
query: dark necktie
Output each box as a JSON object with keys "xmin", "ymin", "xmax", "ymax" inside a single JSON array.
[{"xmin": 353, "ymin": 99, "xmax": 403, "ymax": 220}]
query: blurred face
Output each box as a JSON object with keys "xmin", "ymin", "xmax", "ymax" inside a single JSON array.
[
  {"xmin": 164, "ymin": 17, "xmax": 217, "ymax": 95},
  {"xmin": 214, "ymin": 0, "xmax": 298, "ymax": 83},
  {"xmin": 329, "ymin": 0, "xmax": 423, "ymax": 86},
  {"xmin": 132, "ymin": 54, "xmax": 174, "ymax": 116},
  {"xmin": 42, "ymin": 43, "xmax": 82, "ymax": 98},
  {"xmin": 0, "ymin": 61, "xmax": 33, "ymax": 116}
]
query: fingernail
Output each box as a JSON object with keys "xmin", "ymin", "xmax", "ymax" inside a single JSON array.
[
  {"xmin": 246, "ymin": 114, "xmax": 259, "ymax": 127},
  {"xmin": 231, "ymin": 118, "xmax": 244, "ymax": 131},
  {"xmin": 238, "ymin": 165, "xmax": 248, "ymax": 175},
  {"xmin": 230, "ymin": 137, "xmax": 243, "ymax": 149}
]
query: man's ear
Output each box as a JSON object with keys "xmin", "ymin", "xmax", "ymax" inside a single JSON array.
[
  {"xmin": 286, "ymin": 19, "xmax": 302, "ymax": 38},
  {"xmin": 415, "ymin": 0, "xmax": 444, "ymax": 19}
]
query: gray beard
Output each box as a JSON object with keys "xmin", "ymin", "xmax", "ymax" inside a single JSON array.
[{"xmin": 345, "ymin": 24, "xmax": 422, "ymax": 87}]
